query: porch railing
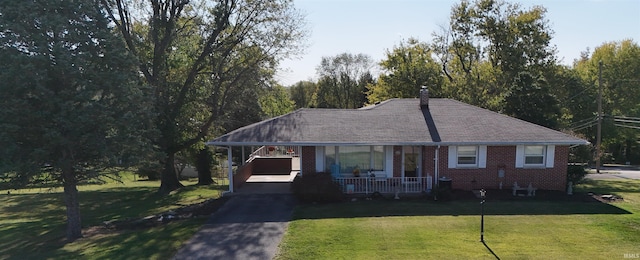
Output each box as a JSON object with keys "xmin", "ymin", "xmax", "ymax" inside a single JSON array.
[
  {"xmin": 334, "ymin": 176, "xmax": 433, "ymax": 194},
  {"xmin": 247, "ymin": 145, "xmax": 299, "ymax": 161}
]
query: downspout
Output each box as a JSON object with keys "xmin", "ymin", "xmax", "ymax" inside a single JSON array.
[
  {"xmin": 298, "ymin": 146, "xmax": 303, "ymax": 176},
  {"xmin": 435, "ymin": 145, "xmax": 440, "ymax": 188}
]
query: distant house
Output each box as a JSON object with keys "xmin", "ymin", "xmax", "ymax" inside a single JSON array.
[{"xmin": 208, "ymin": 88, "xmax": 587, "ymax": 194}]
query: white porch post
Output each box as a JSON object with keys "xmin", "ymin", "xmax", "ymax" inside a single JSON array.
[{"xmin": 227, "ymin": 146, "xmax": 234, "ymax": 193}]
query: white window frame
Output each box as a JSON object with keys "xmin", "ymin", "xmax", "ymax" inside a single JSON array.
[
  {"xmin": 325, "ymin": 146, "xmax": 386, "ymax": 175},
  {"xmin": 516, "ymin": 145, "xmax": 555, "ymax": 168},
  {"xmin": 457, "ymin": 146, "xmax": 478, "ymax": 167},
  {"xmin": 524, "ymin": 145, "xmax": 546, "ymax": 166},
  {"xmin": 448, "ymin": 145, "xmax": 487, "ymax": 169}
]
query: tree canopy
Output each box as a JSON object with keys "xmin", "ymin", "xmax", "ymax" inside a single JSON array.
[
  {"xmin": 367, "ymin": 38, "xmax": 442, "ymax": 104},
  {"xmin": 314, "ymin": 53, "xmax": 374, "ymax": 108},
  {"xmin": 0, "ymin": 0, "xmax": 151, "ymax": 240},
  {"xmin": 101, "ymin": 0, "xmax": 308, "ymax": 193}
]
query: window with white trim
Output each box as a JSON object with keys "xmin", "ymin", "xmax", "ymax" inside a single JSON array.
[
  {"xmin": 448, "ymin": 145, "xmax": 487, "ymax": 169},
  {"xmin": 325, "ymin": 146, "xmax": 385, "ymax": 174},
  {"xmin": 524, "ymin": 145, "xmax": 545, "ymax": 166},
  {"xmin": 516, "ymin": 145, "xmax": 555, "ymax": 168},
  {"xmin": 457, "ymin": 146, "xmax": 478, "ymax": 166}
]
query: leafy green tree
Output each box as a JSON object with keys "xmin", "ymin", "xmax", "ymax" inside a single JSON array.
[
  {"xmin": 574, "ymin": 40, "xmax": 640, "ymax": 163},
  {"xmin": 367, "ymin": 38, "xmax": 443, "ymax": 104},
  {"xmin": 101, "ymin": 0, "xmax": 307, "ymax": 193},
  {"xmin": 289, "ymin": 80, "xmax": 317, "ymax": 108},
  {"xmin": 503, "ymin": 71, "xmax": 560, "ymax": 128},
  {"xmin": 432, "ymin": 0, "xmax": 556, "ymax": 111},
  {"xmin": 315, "ymin": 53, "xmax": 374, "ymax": 108},
  {"xmin": 546, "ymin": 65, "xmax": 596, "ymax": 131},
  {"xmin": 0, "ymin": 0, "xmax": 151, "ymax": 240},
  {"xmin": 259, "ymin": 84, "xmax": 295, "ymax": 118}
]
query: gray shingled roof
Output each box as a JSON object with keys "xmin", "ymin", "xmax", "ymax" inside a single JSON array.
[{"xmin": 207, "ymin": 98, "xmax": 587, "ymax": 146}]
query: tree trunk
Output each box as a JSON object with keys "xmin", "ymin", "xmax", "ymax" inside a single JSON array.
[
  {"xmin": 158, "ymin": 152, "xmax": 184, "ymax": 194},
  {"xmin": 196, "ymin": 148, "xmax": 214, "ymax": 185},
  {"xmin": 62, "ymin": 169, "xmax": 82, "ymax": 241}
]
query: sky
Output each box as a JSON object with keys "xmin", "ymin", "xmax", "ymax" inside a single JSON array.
[{"xmin": 275, "ymin": 0, "xmax": 640, "ymax": 86}]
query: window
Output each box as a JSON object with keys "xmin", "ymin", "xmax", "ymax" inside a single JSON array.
[
  {"xmin": 457, "ymin": 146, "xmax": 478, "ymax": 166},
  {"xmin": 524, "ymin": 145, "xmax": 545, "ymax": 166},
  {"xmin": 324, "ymin": 146, "xmax": 336, "ymax": 172},
  {"xmin": 448, "ymin": 145, "xmax": 487, "ymax": 169},
  {"xmin": 339, "ymin": 146, "xmax": 371, "ymax": 173},
  {"xmin": 372, "ymin": 146, "xmax": 384, "ymax": 170},
  {"xmin": 324, "ymin": 146, "xmax": 386, "ymax": 174}
]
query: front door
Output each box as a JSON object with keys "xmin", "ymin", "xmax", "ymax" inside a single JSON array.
[{"xmin": 403, "ymin": 146, "xmax": 421, "ymax": 178}]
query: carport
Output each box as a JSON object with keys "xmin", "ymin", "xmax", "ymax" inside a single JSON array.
[{"xmin": 213, "ymin": 145, "xmax": 302, "ymax": 194}]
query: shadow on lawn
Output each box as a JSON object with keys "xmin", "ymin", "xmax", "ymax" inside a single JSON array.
[
  {"xmin": 291, "ymin": 192, "xmax": 632, "ymax": 220},
  {"xmin": 483, "ymin": 241, "xmax": 501, "ymax": 260},
  {"xmin": 0, "ymin": 184, "xmax": 225, "ymax": 259}
]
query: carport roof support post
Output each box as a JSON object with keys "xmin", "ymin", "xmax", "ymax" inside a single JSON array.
[{"xmin": 227, "ymin": 146, "xmax": 233, "ymax": 193}]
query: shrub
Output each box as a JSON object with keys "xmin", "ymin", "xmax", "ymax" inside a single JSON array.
[
  {"xmin": 291, "ymin": 172, "xmax": 344, "ymax": 203},
  {"xmin": 567, "ymin": 164, "xmax": 588, "ymax": 184}
]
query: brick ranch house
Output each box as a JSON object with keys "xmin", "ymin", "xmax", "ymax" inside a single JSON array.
[{"xmin": 207, "ymin": 88, "xmax": 587, "ymax": 194}]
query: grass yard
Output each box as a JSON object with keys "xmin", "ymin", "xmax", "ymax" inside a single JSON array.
[
  {"xmin": 0, "ymin": 173, "xmax": 228, "ymax": 259},
  {"xmin": 276, "ymin": 179, "xmax": 640, "ymax": 259}
]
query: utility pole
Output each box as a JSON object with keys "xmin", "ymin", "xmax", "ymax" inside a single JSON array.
[{"xmin": 596, "ymin": 61, "xmax": 603, "ymax": 173}]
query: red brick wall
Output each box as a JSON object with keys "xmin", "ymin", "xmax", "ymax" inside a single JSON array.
[
  {"xmin": 422, "ymin": 146, "xmax": 436, "ymax": 177},
  {"xmin": 434, "ymin": 146, "xmax": 569, "ymax": 191},
  {"xmin": 233, "ymin": 162, "xmax": 253, "ymax": 190},
  {"xmin": 301, "ymin": 146, "xmax": 316, "ymax": 174},
  {"xmin": 252, "ymin": 157, "xmax": 292, "ymax": 174}
]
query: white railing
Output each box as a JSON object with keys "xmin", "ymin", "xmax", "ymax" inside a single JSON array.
[
  {"xmin": 248, "ymin": 146, "xmax": 299, "ymax": 161},
  {"xmin": 334, "ymin": 176, "xmax": 433, "ymax": 194}
]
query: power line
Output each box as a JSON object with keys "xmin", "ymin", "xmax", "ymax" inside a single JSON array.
[
  {"xmin": 613, "ymin": 115, "xmax": 640, "ymax": 121},
  {"xmin": 569, "ymin": 116, "xmax": 597, "ymax": 127},
  {"xmin": 613, "ymin": 118, "xmax": 640, "ymax": 124},
  {"xmin": 572, "ymin": 121, "xmax": 597, "ymax": 131},
  {"xmin": 614, "ymin": 124, "xmax": 640, "ymax": 130}
]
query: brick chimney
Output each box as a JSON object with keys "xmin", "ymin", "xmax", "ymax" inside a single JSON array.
[{"xmin": 420, "ymin": 86, "xmax": 429, "ymax": 108}]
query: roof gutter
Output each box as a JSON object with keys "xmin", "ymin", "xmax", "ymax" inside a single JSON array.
[{"xmin": 206, "ymin": 140, "xmax": 589, "ymax": 147}]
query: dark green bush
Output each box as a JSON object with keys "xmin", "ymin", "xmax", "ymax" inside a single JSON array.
[
  {"xmin": 291, "ymin": 172, "xmax": 344, "ymax": 203},
  {"xmin": 567, "ymin": 164, "xmax": 588, "ymax": 184}
]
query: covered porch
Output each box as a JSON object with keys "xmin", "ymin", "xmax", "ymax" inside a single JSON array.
[
  {"xmin": 218, "ymin": 144, "xmax": 437, "ymax": 195},
  {"xmin": 334, "ymin": 176, "xmax": 433, "ymax": 195}
]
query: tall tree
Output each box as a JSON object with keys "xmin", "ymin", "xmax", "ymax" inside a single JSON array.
[
  {"xmin": 315, "ymin": 53, "xmax": 374, "ymax": 108},
  {"xmin": 0, "ymin": 0, "xmax": 150, "ymax": 240},
  {"xmin": 432, "ymin": 0, "xmax": 556, "ymax": 111},
  {"xmin": 101, "ymin": 0, "xmax": 307, "ymax": 193},
  {"xmin": 573, "ymin": 40, "xmax": 640, "ymax": 163},
  {"xmin": 289, "ymin": 80, "xmax": 317, "ymax": 108},
  {"xmin": 367, "ymin": 38, "xmax": 443, "ymax": 104},
  {"xmin": 503, "ymin": 71, "xmax": 560, "ymax": 128},
  {"xmin": 259, "ymin": 84, "xmax": 295, "ymax": 118}
]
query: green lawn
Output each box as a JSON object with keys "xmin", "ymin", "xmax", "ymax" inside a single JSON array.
[
  {"xmin": 276, "ymin": 179, "xmax": 640, "ymax": 259},
  {"xmin": 0, "ymin": 173, "xmax": 227, "ymax": 259}
]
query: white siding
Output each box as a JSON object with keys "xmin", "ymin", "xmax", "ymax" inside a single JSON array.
[
  {"xmin": 478, "ymin": 145, "xmax": 487, "ymax": 168},
  {"xmin": 448, "ymin": 146, "xmax": 457, "ymax": 168},
  {"xmin": 315, "ymin": 146, "xmax": 324, "ymax": 172},
  {"xmin": 385, "ymin": 146, "xmax": 393, "ymax": 177},
  {"xmin": 515, "ymin": 145, "xmax": 524, "ymax": 168},
  {"xmin": 546, "ymin": 145, "xmax": 555, "ymax": 168}
]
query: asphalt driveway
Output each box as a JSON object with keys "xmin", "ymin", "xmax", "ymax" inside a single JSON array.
[{"xmin": 173, "ymin": 193, "xmax": 296, "ymax": 260}]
